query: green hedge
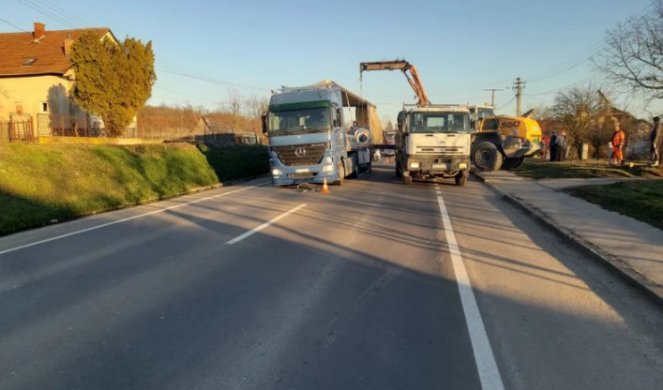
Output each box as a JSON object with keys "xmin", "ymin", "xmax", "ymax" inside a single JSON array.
[{"xmin": 196, "ymin": 143, "xmax": 270, "ymax": 182}]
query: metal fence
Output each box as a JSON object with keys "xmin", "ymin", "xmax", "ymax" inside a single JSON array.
[
  {"xmin": 0, "ymin": 120, "xmax": 35, "ymax": 142},
  {"xmin": 36, "ymin": 113, "xmax": 98, "ymax": 137}
]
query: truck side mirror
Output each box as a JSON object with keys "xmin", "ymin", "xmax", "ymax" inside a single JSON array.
[
  {"xmin": 261, "ymin": 114, "xmax": 268, "ymax": 137},
  {"xmin": 333, "ymin": 108, "xmax": 342, "ymax": 128}
]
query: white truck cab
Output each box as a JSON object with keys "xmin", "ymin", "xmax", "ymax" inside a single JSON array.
[{"xmin": 395, "ymin": 105, "xmax": 472, "ymax": 186}]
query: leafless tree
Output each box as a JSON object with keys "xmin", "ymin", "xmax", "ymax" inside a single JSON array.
[
  {"xmin": 552, "ymin": 86, "xmax": 602, "ymax": 157},
  {"xmin": 596, "ymin": 0, "xmax": 663, "ymax": 103}
]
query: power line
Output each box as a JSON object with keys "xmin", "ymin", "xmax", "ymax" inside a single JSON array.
[
  {"xmin": 525, "ymin": 2, "xmax": 657, "ymax": 84},
  {"xmin": 16, "ymin": 0, "xmax": 77, "ymax": 28},
  {"xmin": 34, "ymin": 0, "xmax": 91, "ymax": 26},
  {"xmin": 0, "ymin": 16, "xmax": 28, "ymax": 32},
  {"xmin": 157, "ymin": 68, "xmax": 271, "ymax": 92},
  {"xmin": 10, "ymin": 1, "xmax": 273, "ymax": 95}
]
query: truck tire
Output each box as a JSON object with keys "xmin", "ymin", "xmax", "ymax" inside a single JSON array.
[
  {"xmin": 349, "ymin": 155, "xmax": 359, "ymax": 178},
  {"xmin": 333, "ymin": 162, "xmax": 345, "ymax": 185},
  {"xmin": 502, "ymin": 157, "xmax": 524, "ymax": 170},
  {"xmin": 402, "ymin": 173, "xmax": 412, "ymax": 185},
  {"xmin": 395, "ymin": 161, "xmax": 402, "ymax": 178},
  {"xmin": 473, "ymin": 141, "xmax": 503, "ymax": 171},
  {"xmin": 455, "ymin": 171, "xmax": 467, "ymax": 186}
]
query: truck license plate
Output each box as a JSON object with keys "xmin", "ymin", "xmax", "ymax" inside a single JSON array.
[
  {"xmin": 295, "ymin": 168, "xmax": 310, "ymax": 173},
  {"xmin": 432, "ymin": 163, "xmax": 447, "ymax": 169}
]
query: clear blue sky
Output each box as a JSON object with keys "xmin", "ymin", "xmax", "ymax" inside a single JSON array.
[{"xmin": 3, "ymin": 0, "xmax": 658, "ymax": 122}]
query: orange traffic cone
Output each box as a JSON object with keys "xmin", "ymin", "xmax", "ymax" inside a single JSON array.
[{"xmin": 320, "ymin": 178, "xmax": 330, "ymax": 195}]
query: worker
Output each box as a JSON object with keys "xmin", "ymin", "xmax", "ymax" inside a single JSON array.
[
  {"xmin": 651, "ymin": 116, "xmax": 662, "ymax": 167},
  {"xmin": 550, "ymin": 131, "xmax": 558, "ymax": 161},
  {"xmin": 557, "ymin": 131, "xmax": 567, "ymax": 161},
  {"xmin": 611, "ymin": 119, "xmax": 626, "ymax": 166}
]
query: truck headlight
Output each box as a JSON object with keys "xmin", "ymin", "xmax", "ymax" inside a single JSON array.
[
  {"xmin": 272, "ymin": 168, "xmax": 283, "ymax": 176},
  {"xmin": 458, "ymin": 162, "xmax": 468, "ymax": 170},
  {"xmin": 410, "ymin": 162, "xmax": 420, "ymax": 169},
  {"xmin": 322, "ymin": 164, "xmax": 334, "ymax": 172},
  {"xmin": 323, "ymin": 156, "xmax": 333, "ymax": 164}
]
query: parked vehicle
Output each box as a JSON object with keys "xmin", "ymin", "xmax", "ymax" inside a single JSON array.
[
  {"xmin": 360, "ymin": 60, "xmax": 471, "ymax": 185},
  {"xmin": 470, "ymin": 105, "xmax": 542, "ymax": 171},
  {"xmin": 262, "ymin": 80, "xmax": 382, "ymax": 186},
  {"xmin": 395, "ymin": 104, "xmax": 472, "ymax": 185}
]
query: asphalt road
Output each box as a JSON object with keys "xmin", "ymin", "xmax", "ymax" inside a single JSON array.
[{"xmin": 1, "ymin": 165, "xmax": 662, "ymax": 389}]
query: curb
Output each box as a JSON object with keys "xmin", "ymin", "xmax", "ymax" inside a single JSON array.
[{"xmin": 472, "ymin": 172, "xmax": 663, "ymax": 308}]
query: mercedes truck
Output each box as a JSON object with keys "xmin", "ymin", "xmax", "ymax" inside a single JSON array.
[{"xmin": 262, "ymin": 80, "xmax": 382, "ymax": 186}]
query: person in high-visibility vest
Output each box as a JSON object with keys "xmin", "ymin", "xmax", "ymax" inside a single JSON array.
[{"xmin": 611, "ymin": 119, "xmax": 626, "ymax": 166}]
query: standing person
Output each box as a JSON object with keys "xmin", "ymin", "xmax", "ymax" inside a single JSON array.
[
  {"xmin": 651, "ymin": 116, "xmax": 662, "ymax": 167},
  {"xmin": 611, "ymin": 119, "xmax": 626, "ymax": 166},
  {"xmin": 557, "ymin": 131, "xmax": 567, "ymax": 161},
  {"xmin": 550, "ymin": 131, "xmax": 559, "ymax": 161}
]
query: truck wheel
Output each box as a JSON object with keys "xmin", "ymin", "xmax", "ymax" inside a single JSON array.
[
  {"xmin": 502, "ymin": 157, "xmax": 524, "ymax": 170},
  {"xmin": 333, "ymin": 162, "xmax": 345, "ymax": 185},
  {"xmin": 402, "ymin": 173, "xmax": 412, "ymax": 185},
  {"xmin": 455, "ymin": 171, "xmax": 467, "ymax": 186},
  {"xmin": 395, "ymin": 162, "xmax": 402, "ymax": 178},
  {"xmin": 473, "ymin": 141, "xmax": 503, "ymax": 171},
  {"xmin": 349, "ymin": 155, "xmax": 359, "ymax": 178}
]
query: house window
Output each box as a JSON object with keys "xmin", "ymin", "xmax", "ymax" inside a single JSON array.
[
  {"xmin": 42, "ymin": 102, "xmax": 48, "ymax": 112},
  {"xmin": 22, "ymin": 58, "xmax": 37, "ymax": 66}
]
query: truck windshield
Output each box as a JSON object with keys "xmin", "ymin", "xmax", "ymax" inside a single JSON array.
[
  {"xmin": 268, "ymin": 107, "xmax": 331, "ymax": 135},
  {"xmin": 410, "ymin": 112, "xmax": 470, "ymax": 133}
]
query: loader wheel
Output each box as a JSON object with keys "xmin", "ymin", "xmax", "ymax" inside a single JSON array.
[
  {"xmin": 473, "ymin": 141, "xmax": 503, "ymax": 171},
  {"xmin": 502, "ymin": 157, "xmax": 524, "ymax": 170},
  {"xmin": 455, "ymin": 171, "xmax": 467, "ymax": 186}
]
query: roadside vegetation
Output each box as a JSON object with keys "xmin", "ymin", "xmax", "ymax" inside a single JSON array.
[
  {"xmin": 197, "ymin": 143, "xmax": 269, "ymax": 182},
  {"xmin": 567, "ymin": 181, "xmax": 663, "ymax": 230},
  {"xmin": 0, "ymin": 143, "xmax": 218, "ymax": 236},
  {"xmin": 514, "ymin": 159, "xmax": 663, "ymax": 180}
]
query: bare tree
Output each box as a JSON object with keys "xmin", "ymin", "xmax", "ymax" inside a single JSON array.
[
  {"xmin": 552, "ymin": 86, "xmax": 602, "ymax": 157},
  {"xmin": 596, "ymin": 1, "xmax": 663, "ymax": 102}
]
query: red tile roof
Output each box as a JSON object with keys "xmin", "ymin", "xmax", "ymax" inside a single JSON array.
[{"xmin": 0, "ymin": 26, "xmax": 111, "ymax": 77}]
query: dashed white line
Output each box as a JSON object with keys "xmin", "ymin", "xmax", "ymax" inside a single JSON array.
[
  {"xmin": 226, "ymin": 204, "xmax": 307, "ymax": 245},
  {"xmin": 437, "ymin": 194, "xmax": 504, "ymax": 390},
  {"xmin": 0, "ymin": 184, "xmax": 266, "ymax": 256}
]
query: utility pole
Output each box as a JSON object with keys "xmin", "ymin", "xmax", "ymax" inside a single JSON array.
[
  {"xmin": 513, "ymin": 77, "xmax": 525, "ymax": 116},
  {"xmin": 483, "ymin": 88, "xmax": 503, "ymax": 107}
]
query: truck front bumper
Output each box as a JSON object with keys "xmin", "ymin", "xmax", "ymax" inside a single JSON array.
[
  {"xmin": 405, "ymin": 155, "xmax": 470, "ymax": 178},
  {"xmin": 269, "ymin": 158, "xmax": 341, "ymax": 186}
]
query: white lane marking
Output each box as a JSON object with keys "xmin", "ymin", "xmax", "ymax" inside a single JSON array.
[
  {"xmin": 226, "ymin": 204, "xmax": 307, "ymax": 245},
  {"xmin": 0, "ymin": 184, "xmax": 267, "ymax": 256},
  {"xmin": 437, "ymin": 195, "xmax": 504, "ymax": 390}
]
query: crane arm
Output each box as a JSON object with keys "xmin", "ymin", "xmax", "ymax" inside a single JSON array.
[{"xmin": 359, "ymin": 60, "xmax": 431, "ymax": 107}]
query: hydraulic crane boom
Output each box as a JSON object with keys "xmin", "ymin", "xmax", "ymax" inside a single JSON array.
[{"xmin": 360, "ymin": 60, "xmax": 431, "ymax": 107}]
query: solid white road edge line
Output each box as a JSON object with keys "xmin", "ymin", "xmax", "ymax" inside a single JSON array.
[
  {"xmin": 226, "ymin": 204, "xmax": 307, "ymax": 245},
  {"xmin": 437, "ymin": 195, "xmax": 504, "ymax": 390},
  {"xmin": 0, "ymin": 183, "xmax": 267, "ymax": 256}
]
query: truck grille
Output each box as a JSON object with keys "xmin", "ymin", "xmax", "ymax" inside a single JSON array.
[
  {"xmin": 416, "ymin": 146, "xmax": 465, "ymax": 154},
  {"xmin": 272, "ymin": 142, "xmax": 328, "ymax": 166}
]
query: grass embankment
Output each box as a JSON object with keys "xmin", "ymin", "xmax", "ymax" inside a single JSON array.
[
  {"xmin": 567, "ymin": 181, "xmax": 663, "ymax": 230},
  {"xmin": 0, "ymin": 143, "xmax": 220, "ymax": 236},
  {"xmin": 515, "ymin": 159, "xmax": 663, "ymax": 180}
]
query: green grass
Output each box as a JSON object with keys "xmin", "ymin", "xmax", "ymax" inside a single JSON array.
[
  {"xmin": 567, "ymin": 181, "xmax": 663, "ymax": 230},
  {"xmin": 515, "ymin": 159, "xmax": 663, "ymax": 180},
  {"xmin": 0, "ymin": 143, "xmax": 219, "ymax": 236},
  {"xmin": 196, "ymin": 143, "xmax": 269, "ymax": 182}
]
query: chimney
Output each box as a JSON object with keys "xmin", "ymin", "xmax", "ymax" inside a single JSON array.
[
  {"xmin": 33, "ymin": 22, "xmax": 45, "ymax": 40},
  {"xmin": 64, "ymin": 37, "xmax": 74, "ymax": 56}
]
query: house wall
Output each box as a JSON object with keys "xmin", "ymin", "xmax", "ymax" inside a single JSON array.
[{"xmin": 0, "ymin": 74, "xmax": 75, "ymax": 121}]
